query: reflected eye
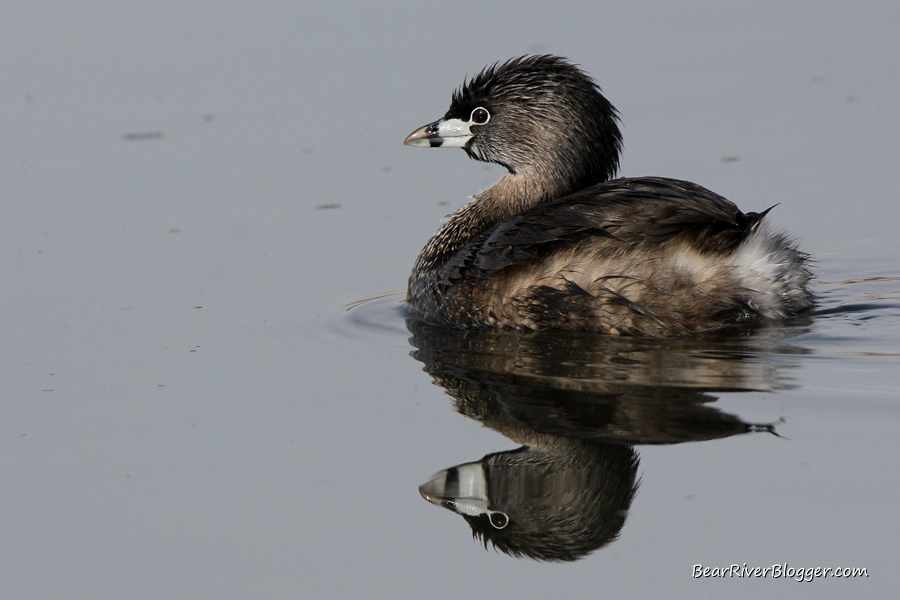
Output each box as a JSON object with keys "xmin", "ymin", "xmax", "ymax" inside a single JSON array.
[
  {"xmin": 488, "ymin": 511, "xmax": 509, "ymax": 529},
  {"xmin": 470, "ymin": 107, "xmax": 490, "ymax": 125}
]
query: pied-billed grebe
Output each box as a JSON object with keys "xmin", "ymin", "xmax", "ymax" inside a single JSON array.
[{"xmin": 404, "ymin": 55, "xmax": 814, "ymax": 336}]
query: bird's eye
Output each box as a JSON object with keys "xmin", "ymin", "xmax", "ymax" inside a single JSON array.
[{"xmin": 470, "ymin": 107, "xmax": 490, "ymax": 125}]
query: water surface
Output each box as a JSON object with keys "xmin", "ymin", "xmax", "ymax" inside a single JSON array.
[{"xmin": 2, "ymin": 1, "xmax": 898, "ymax": 598}]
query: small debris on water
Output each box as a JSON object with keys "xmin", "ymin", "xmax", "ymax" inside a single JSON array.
[{"xmin": 121, "ymin": 131, "xmax": 164, "ymax": 141}]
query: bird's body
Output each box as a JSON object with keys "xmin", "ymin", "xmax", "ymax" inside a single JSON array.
[{"xmin": 404, "ymin": 56, "xmax": 813, "ymax": 336}]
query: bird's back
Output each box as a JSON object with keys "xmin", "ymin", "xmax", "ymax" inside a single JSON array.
[{"xmin": 408, "ymin": 177, "xmax": 813, "ymax": 335}]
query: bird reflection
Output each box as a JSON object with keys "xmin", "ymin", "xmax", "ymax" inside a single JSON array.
[
  {"xmin": 419, "ymin": 441, "xmax": 638, "ymax": 562},
  {"xmin": 408, "ymin": 319, "xmax": 809, "ymax": 561}
]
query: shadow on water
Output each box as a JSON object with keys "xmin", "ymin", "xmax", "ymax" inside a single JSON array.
[{"xmin": 406, "ymin": 319, "xmax": 814, "ymax": 562}]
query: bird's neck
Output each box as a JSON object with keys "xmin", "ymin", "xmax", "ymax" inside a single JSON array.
[{"xmin": 416, "ymin": 169, "xmax": 568, "ymax": 268}]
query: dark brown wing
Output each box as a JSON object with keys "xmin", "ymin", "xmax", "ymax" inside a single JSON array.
[{"xmin": 452, "ymin": 176, "xmax": 769, "ymax": 275}]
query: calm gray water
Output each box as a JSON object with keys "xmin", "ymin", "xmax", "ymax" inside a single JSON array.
[{"xmin": 3, "ymin": 2, "xmax": 898, "ymax": 598}]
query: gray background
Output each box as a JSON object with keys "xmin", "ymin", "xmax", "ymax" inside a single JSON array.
[{"xmin": 2, "ymin": 1, "xmax": 898, "ymax": 598}]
